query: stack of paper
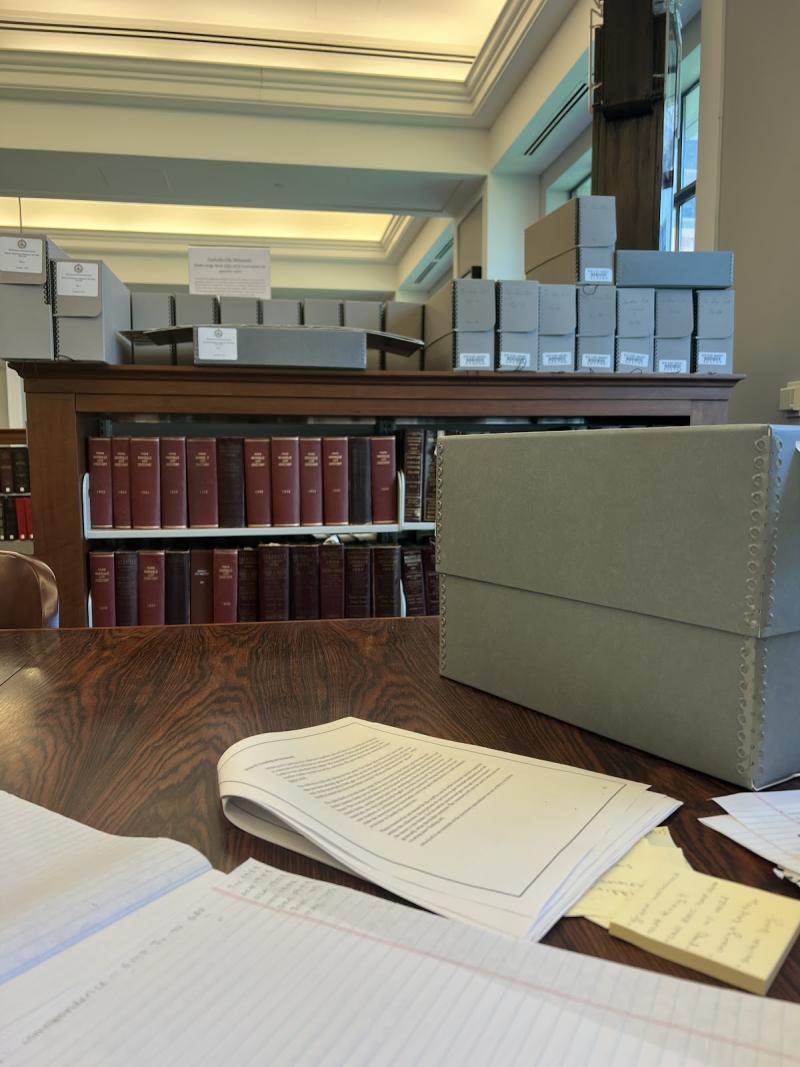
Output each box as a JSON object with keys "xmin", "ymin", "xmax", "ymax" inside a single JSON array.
[
  {"xmin": 2, "ymin": 806, "xmax": 800, "ymax": 1065},
  {"xmin": 700, "ymin": 791, "xmax": 800, "ymax": 886},
  {"xmin": 217, "ymin": 717, "xmax": 680, "ymax": 940}
]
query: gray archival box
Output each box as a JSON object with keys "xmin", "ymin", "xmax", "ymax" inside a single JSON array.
[
  {"xmin": 437, "ymin": 424, "xmax": 800, "ymax": 788},
  {"xmin": 0, "ymin": 233, "xmax": 69, "ymax": 361}
]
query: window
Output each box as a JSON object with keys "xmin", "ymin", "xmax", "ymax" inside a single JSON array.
[
  {"xmin": 673, "ymin": 80, "xmax": 698, "ymax": 250},
  {"xmin": 568, "ymin": 173, "xmax": 592, "ymax": 200}
]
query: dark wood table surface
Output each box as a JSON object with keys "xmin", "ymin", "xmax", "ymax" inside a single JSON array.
[{"xmin": 1, "ymin": 617, "xmax": 797, "ymax": 1002}]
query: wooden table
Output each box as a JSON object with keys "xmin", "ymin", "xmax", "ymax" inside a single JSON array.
[{"xmin": 1, "ymin": 617, "xmax": 797, "ymax": 1002}]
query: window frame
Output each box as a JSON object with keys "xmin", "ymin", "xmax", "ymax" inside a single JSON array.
[{"xmin": 673, "ymin": 78, "xmax": 699, "ymax": 250}]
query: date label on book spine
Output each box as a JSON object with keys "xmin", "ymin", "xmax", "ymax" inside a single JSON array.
[
  {"xmin": 581, "ymin": 353, "xmax": 612, "ymax": 370},
  {"xmin": 584, "ymin": 268, "xmax": 613, "ymax": 284},
  {"xmin": 458, "ymin": 352, "xmax": 492, "ymax": 369},
  {"xmin": 0, "ymin": 236, "xmax": 43, "ymax": 274},
  {"xmin": 197, "ymin": 327, "xmax": 238, "ymax": 362},
  {"xmin": 697, "ymin": 352, "xmax": 727, "ymax": 367},
  {"xmin": 541, "ymin": 352, "xmax": 572, "ymax": 369},
  {"xmin": 56, "ymin": 261, "xmax": 99, "ymax": 298},
  {"xmin": 499, "ymin": 351, "xmax": 531, "ymax": 370},
  {"xmin": 620, "ymin": 351, "xmax": 649, "ymax": 368},
  {"xmin": 657, "ymin": 359, "xmax": 688, "ymax": 374}
]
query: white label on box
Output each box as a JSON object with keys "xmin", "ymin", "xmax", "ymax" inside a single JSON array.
[
  {"xmin": 584, "ymin": 267, "xmax": 613, "ymax": 284},
  {"xmin": 458, "ymin": 352, "xmax": 492, "ymax": 369},
  {"xmin": 697, "ymin": 351, "xmax": 727, "ymax": 367},
  {"xmin": 499, "ymin": 351, "xmax": 531, "ymax": 370},
  {"xmin": 657, "ymin": 359, "xmax": 688, "ymax": 374},
  {"xmin": 189, "ymin": 246, "xmax": 271, "ymax": 299},
  {"xmin": 541, "ymin": 351, "xmax": 572, "ymax": 368},
  {"xmin": 581, "ymin": 353, "xmax": 612, "ymax": 370},
  {"xmin": 0, "ymin": 235, "xmax": 43, "ymax": 274},
  {"xmin": 620, "ymin": 351, "xmax": 649, "ymax": 368},
  {"xmin": 197, "ymin": 326, "xmax": 238, "ymax": 361},
  {"xmin": 56, "ymin": 261, "xmax": 99, "ymax": 298}
]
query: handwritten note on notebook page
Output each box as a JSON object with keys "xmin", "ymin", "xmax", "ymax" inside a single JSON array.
[
  {"xmin": 609, "ymin": 867, "xmax": 800, "ymax": 995},
  {"xmin": 0, "ymin": 790, "xmax": 210, "ymax": 984},
  {"xmin": 3, "ymin": 860, "xmax": 799, "ymax": 1066}
]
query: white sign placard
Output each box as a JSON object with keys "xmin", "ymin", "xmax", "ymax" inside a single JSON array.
[
  {"xmin": 584, "ymin": 267, "xmax": 613, "ymax": 284},
  {"xmin": 196, "ymin": 326, "xmax": 238, "ymax": 361},
  {"xmin": 0, "ymin": 236, "xmax": 43, "ymax": 275},
  {"xmin": 188, "ymin": 247, "xmax": 271, "ymax": 299},
  {"xmin": 56, "ymin": 261, "xmax": 99, "ymax": 298}
]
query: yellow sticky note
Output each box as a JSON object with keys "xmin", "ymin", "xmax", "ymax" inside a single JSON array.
[{"xmin": 609, "ymin": 868, "xmax": 800, "ymax": 995}]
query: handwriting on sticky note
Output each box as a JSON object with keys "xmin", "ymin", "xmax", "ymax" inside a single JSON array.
[{"xmin": 609, "ymin": 868, "xmax": 800, "ymax": 995}]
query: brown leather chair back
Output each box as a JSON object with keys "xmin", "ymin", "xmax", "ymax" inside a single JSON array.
[{"xmin": 0, "ymin": 551, "xmax": 60, "ymax": 628}]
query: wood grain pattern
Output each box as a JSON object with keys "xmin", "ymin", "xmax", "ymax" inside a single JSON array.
[
  {"xmin": 0, "ymin": 428, "xmax": 26, "ymax": 445},
  {"xmin": 0, "ymin": 618, "xmax": 796, "ymax": 1001}
]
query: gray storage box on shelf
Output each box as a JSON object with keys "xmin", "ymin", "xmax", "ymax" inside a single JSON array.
[
  {"xmin": 218, "ymin": 296, "xmax": 261, "ymax": 325},
  {"xmin": 383, "ymin": 301, "xmax": 423, "ymax": 370},
  {"xmin": 524, "ymin": 196, "xmax": 616, "ymax": 285},
  {"xmin": 131, "ymin": 292, "xmax": 175, "ymax": 365},
  {"xmin": 53, "ymin": 260, "xmax": 131, "ymax": 363},
  {"xmin": 343, "ymin": 300, "xmax": 384, "ymax": 370},
  {"xmin": 424, "ymin": 279, "xmax": 496, "ymax": 371},
  {"xmin": 174, "ymin": 294, "xmax": 218, "ymax": 365},
  {"xmin": 436, "ymin": 424, "xmax": 800, "ymax": 789},
  {"xmin": 615, "ymin": 250, "xmax": 734, "ymax": 289},
  {"xmin": 694, "ymin": 290, "xmax": 735, "ymax": 374},
  {"xmin": 0, "ymin": 233, "xmax": 69, "ymax": 361},
  {"xmin": 495, "ymin": 280, "xmax": 539, "ymax": 372}
]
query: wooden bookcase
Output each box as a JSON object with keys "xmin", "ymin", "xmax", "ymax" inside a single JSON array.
[{"xmin": 11, "ymin": 362, "xmax": 743, "ymax": 626}]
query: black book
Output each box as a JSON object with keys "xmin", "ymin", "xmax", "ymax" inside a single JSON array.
[
  {"xmin": 372, "ymin": 545, "xmax": 401, "ymax": 617},
  {"xmin": 257, "ymin": 543, "xmax": 290, "ymax": 621},
  {"xmin": 11, "ymin": 448, "xmax": 30, "ymax": 494},
  {"xmin": 237, "ymin": 547, "xmax": 259, "ymax": 621},
  {"xmin": 3, "ymin": 497, "xmax": 18, "ymax": 540},
  {"xmin": 165, "ymin": 550, "xmax": 191, "ymax": 625},
  {"xmin": 0, "ymin": 448, "xmax": 12, "ymax": 494},
  {"xmin": 344, "ymin": 544, "xmax": 371, "ymax": 618},
  {"xmin": 348, "ymin": 437, "xmax": 372, "ymax": 525},
  {"xmin": 114, "ymin": 550, "xmax": 139, "ymax": 627},
  {"xmin": 217, "ymin": 437, "xmax": 246, "ymax": 528},
  {"xmin": 290, "ymin": 544, "xmax": 320, "ymax": 620}
]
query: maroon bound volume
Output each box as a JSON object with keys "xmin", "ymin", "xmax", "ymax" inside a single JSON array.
[
  {"xmin": 111, "ymin": 437, "xmax": 131, "ymax": 529},
  {"xmin": 187, "ymin": 438, "xmax": 219, "ymax": 528},
  {"xmin": 237, "ymin": 547, "xmax": 258, "ymax": 621},
  {"xmin": 370, "ymin": 437, "xmax": 397, "ymax": 524},
  {"xmin": 244, "ymin": 439, "xmax": 272, "ymax": 527},
  {"xmin": 160, "ymin": 437, "xmax": 187, "ymax": 529},
  {"xmin": 323, "ymin": 437, "xmax": 349, "ymax": 525},
  {"xmin": 402, "ymin": 430, "xmax": 425, "ymax": 523},
  {"xmin": 138, "ymin": 550, "xmax": 166, "ymax": 626},
  {"xmin": 422, "ymin": 430, "xmax": 441, "ymax": 524},
  {"xmin": 319, "ymin": 543, "xmax": 345, "ymax": 619},
  {"xmin": 213, "ymin": 548, "xmax": 239, "ymax": 623},
  {"xmin": 401, "ymin": 545, "xmax": 426, "ymax": 615},
  {"xmin": 190, "ymin": 548, "xmax": 213, "ymax": 624},
  {"xmin": 88, "ymin": 437, "xmax": 113, "ymax": 529},
  {"xmin": 114, "ymin": 550, "xmax": 138, "ymax": 627},
  {"xmin": 271, "ymin": 437, "xmax": 300, "ymax": 526},
  {"xmin": 89, "ymin": 552, "xmax": 116, "ymax": 627},
  {"xmin": 372, "ymin": 545, "xmax": 401, "ymax": 617},
  {"xmin": 344, "ymin": 545, "xmax": 371, "ymax": 618},
  {"xmin": 290, "ymin": 544, "xmax": 320, "ymax": 620},
  {"xmin": 421, "ymin": 543, "xmax": 439, "ymax": 615},
  {"xmin": 299, "ymin": 438, "xmax": 323, "ymax": 526},
  {"xmin": 130, "ymin": 438, "xmax": 161, "ymax": 529},
  {"xmin": 257, "ymin": 543, "xmax": 290, "ymax": 620}
]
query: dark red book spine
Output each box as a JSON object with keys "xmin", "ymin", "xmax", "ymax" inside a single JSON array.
[
  {"xmin": 89, "ymin": 552, "xmax": 116, "ymax": 627},
  {"xmin": 402, "ymin": 430, "xmax": 425, "ymax": 523},
  {"xmin": 190, "ymin": 548, "xmax": 213, "ymax": 624},
  {"xmin": 290, "ymin": 544, "xmax": 320, "ymax": 620},
  {"xmin": 244, "ymin": 439, "xmax": 272, "ymax": 527},
  {"xmin": 421, "ymin": 543, "xmax": 439, "ymax": 615},
  {"xmin": 323, "ymin": 437, "xmax": 349, "ymax": 525},
  {"xmin": 88, "ymin": 437, "xmax": 113, "ymax": 529},
  {"xmin": 372, "ymin": 545, "xmax": 401, "ymax": 617},
  {"xmin": 371, "ymin": 436, "xmax": 397, "ymax": 524},
  {"xmin": 348, "ymin": 437, "xmax": 371, "ymax": 525},
  {"xmin": 165, "ymin": 550, "xmax": 190, "ymax": 625},
  {"xmin": 320, "ymin": 543, "xmax": 345, "ymax": 619},
  {"xmin": 217, "ymin": 437, "xmax": 245, "ymax": 528},
  {"xmin": 111, "ymin": 437, "xmax": 131, "ymax": 529},
  {"xmin": 0, "ymin": 448, "xmax": 13, "ymax": 493},
  {"xmin": 114, "ymin": 550, "xmax": 138, "ymax": 627},
  {"xmin": 299, "ymin": 438, "xmax": 323, "ymax": 526},
  {"xmin": 130, "ymin": 438, "xmax": 161, "ymax": 529},
  {"xmin": 344, "ymin": 545, "xmax": 372, "ymax": 618},
  {"xmin": 138, "ymin": 550, "xmax": 165, "ymax": 626},
  {"xmin": 160, "ymin": 437, "xmax": 187, "ymax": 529},
  {"xmin": 187, "ymin": 438, "xmax": 219, "ymax": 528},
  {"xmin": 257, "ymin": 543, "xmax": 290, "ymax": 620},
  {"xmin": 271, "ymin": 438, "xmax": 300, "ymax": 526},
  {"xmin": 237, "ymin": 547, "xmax": 258, "ymax": 621},
  {"xmin": 401, "ymin": 545, "xmax": 426, "ymax": 616},
  {"xmin": 213, "ymin": 548, "xmax": 238, "ymax": 623}
]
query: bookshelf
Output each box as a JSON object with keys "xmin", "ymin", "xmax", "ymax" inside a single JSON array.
[
  {"xmin": 0, "ymin": 429, "xmax": 33, "ymax": 553},
  {"xmin": 11, "ymin": 363, "xmax": 743, "ymax": 626}
]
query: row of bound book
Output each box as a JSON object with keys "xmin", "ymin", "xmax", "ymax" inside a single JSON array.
[
  {"xmin": 88, "ymin": 435, "xmax": 402, "ymax": 530},
  {"xmin": 0, "ymin": 496, "xmax": 33, "ymax": 540},
  {"xmin": 89, "ymin": 542, "xmax": 439, "ymax": 627},
  {"xmin": 0, "ymin": 445, "xmax": 29, "ymax": 494}
]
